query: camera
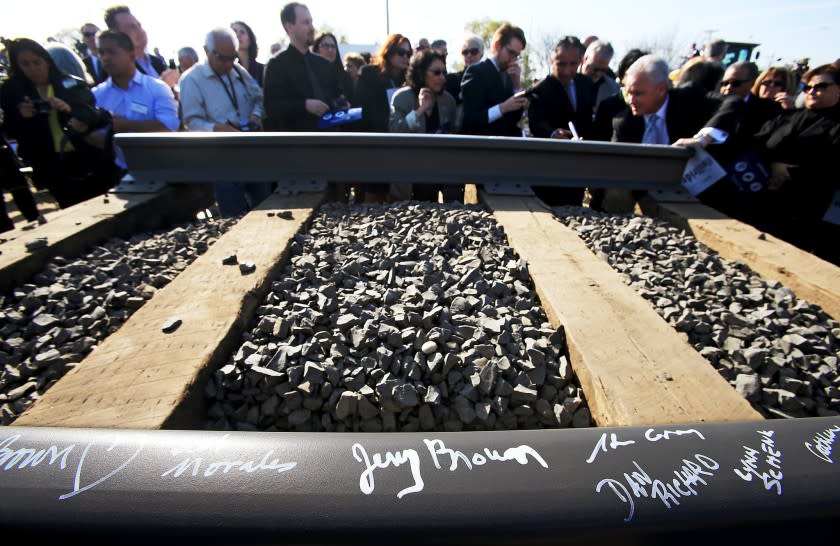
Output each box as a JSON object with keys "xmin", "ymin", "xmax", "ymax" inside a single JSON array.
[{"xmin": 30, "ymin": 98, "xmax": 51, "ymax": 114}]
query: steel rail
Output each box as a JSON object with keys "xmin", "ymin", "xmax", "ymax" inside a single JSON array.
[
  {"xmin": 2, "ymin": 418, "xmax": 838, "ymax": 544},
  {"xmin": 116, "ymin": 132, "xmax": 691, "ymax": 190}
]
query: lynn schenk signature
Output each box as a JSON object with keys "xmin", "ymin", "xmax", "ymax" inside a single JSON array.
[
  {"xmin": 352, "ymin": 438, "xmax": 549, "ymax": 498},
  {"xmin": 0, "ymin": 433, "xmax": 296, "ymax": 501}
]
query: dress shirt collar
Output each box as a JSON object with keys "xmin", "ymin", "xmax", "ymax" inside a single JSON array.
[{"xmin": 646, "ymin": 95, "xmax": 670, "ymax": 124}]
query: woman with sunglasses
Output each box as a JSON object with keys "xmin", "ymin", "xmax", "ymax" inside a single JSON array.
[
  {"xmin": 752, "ymin": 64, "xmax": 840, "ymax": 264},
  {"xmin": 231, "ymin": 21, "xmax": 264, "ymax": 87},
  {"xmin": 0, "ymin": 38, "xmax": 115, "ymax": 209},
  {"xmin": 353, "ymin": 33, "xmax": 412, "ymax": 202},
  {"xmin": 389, "ymin": 49, "xmax": 459, "ymax": 202},
  {"xmin": 752, "ymin": 67, "xmax": 796, "ymax": 110}
]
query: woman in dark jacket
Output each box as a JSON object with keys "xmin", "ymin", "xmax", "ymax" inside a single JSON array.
[
  {"xmin": 0, "ymin": 38, "xmax": 114, "ymax": 208},
  {"xmin": 755, "ymin": 63, "xmax": 840, "ymax": 264},
  {"xmin": 232, "ymin": 21, "xmax": 265, "ymax": 87},
  {"xmin": 352, "ymin": 34, "xmax": 412, "ymax": 201},
  {"xmin": 313, "ymin": 32, "xmax": 352, "ymax": 105}
]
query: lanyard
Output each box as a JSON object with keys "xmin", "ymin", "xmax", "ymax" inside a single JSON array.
[{"xmin": 217, "ymin": 70, "xmax": 240, "ymax": 118}]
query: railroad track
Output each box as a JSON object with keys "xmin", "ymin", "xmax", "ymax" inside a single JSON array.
[{"xmin": 1, "ymin": 134, "xmax": 838, "ymax": 543}]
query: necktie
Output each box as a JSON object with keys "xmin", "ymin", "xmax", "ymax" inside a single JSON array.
[
  {"xmin": 644, "ymin": 114, "xmax": 668, "ymax": 145},
  {"xmin": 565, "ymin": 83, "xmax": 577, "ymax": 112}
]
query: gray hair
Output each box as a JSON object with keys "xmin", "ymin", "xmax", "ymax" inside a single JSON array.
[
  {"xmin": 584, "ymin": 39, "xmax": 614, "ymax": 61},
  {"xmin": 178, "ymin": 46, "xmax": 199, "ymax": 62},
  {"xmin": 626, "ymin": 54, "xmax": 672, "ymax": 89},
  {"xmin": 45, "ymin": 42, "xmax": 92, "ymax": 84},
  {"xmin": 728, "ymin": 60, "xmax": 759, "ymax": 81},
  {"xmin": 462, "ymin": 35, "xmax": 484, "ymax": 55},
  {"xmin": 204, "ymin": 27, "xmax": 237, "ymax": 51}
]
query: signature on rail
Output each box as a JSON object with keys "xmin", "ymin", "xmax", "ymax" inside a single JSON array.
[
  {"xmin": 352, "ymin": 439, "xmax": 548, "ymax": 498},
  {"xmin": 734, "ymin": 430, "xmax": 783, "ymax": 495},
  {"xmin": 595, "ymin": 454, "xmax": 720, "ymax": 523},
  {"xmin": 586, "ymin": 427, "xmax": 706, "ymax": 464},
  {"xmin": 805, "ymin": 425, "xmax": 840, "ymax": 464},
  {"xmin": 0, "ymin": 432, "xmax": 297, "ymax": 500},
  {"xmin": 0, "ymin": 433, "xmax": 145, "ymax": 500}
]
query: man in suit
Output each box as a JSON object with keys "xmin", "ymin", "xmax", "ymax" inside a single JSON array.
[
  {"xmin": 720, "ymin": 61, "xmax": 782, "ymax": 137},
  {"xmin": 103, "ymin": 5, "xmax": 179, "ymax": 87},
  {"xmin": 581, "ymin": 39, "xmax": 620, "ymax": 113},
  {"xmin": 81, "ymin": 23, "xmax": 108, "ymax": 85},
  {"xmin": 460, "ymin": 22, "xmax": 527, "ymax": 137},
  {"xmin": 613, "ymin": 55, "xmax": 741, "ymax": 146},
  {"xmin": 528, "ymin": 35, "xmax": 596, "ymax": 205},
  {"xmin": 263, "ymin": 2, "xmax": 344, "ymax": 131}
]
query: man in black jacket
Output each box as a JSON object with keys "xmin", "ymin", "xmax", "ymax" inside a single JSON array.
[
  {"xmin": 263, "ymin": 2, "xmax": 344, "ymax": 132},
  {"xmin": 460, "ymin": 22, "xmax": 527, "ymax": 137}
]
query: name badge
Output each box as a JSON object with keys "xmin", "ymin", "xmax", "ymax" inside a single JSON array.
[{"xmin": 130, "ymin": 101, "xmax": 149, "ymax": 115}]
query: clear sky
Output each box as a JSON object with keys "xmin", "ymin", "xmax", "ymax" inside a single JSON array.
[{"xmin": 1, "ymin": 0, "xmax": 838, "ymax": 71}]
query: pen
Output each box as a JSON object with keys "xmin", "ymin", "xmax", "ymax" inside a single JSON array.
[{"xmin": 568, "ymin": 121, "xmax": 580, "ymax": 140}]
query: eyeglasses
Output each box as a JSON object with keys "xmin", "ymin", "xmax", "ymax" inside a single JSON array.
[
  {"xmin": 803, "ymin": 82, "xmax": 836, "ymax": 93},
  {"xmin": 212, "ymin": 50, "xmax": 238, "ymax": 62},
  {"xmin": 760, "ymin": 79, "xmax": 785, "ymax": 88},
  {"xmin": 395, "ymin": 48, "xmax": 412, "ymax": 58},
  {"xmin": 505, "ymin": 46, "xmax": 521, "ymax": 60},
  {"xmin": 82, "ymin": 31, "xmax": 97, "ymax": 38},
  {"xmin": 720, "ymin": 79, "xmax": 746, "ymax": 87},
  {"xmin": 461, "ymin": 47, "xmax": 480, "ymax": 57},
  {"xmin": 427, "ymin": 68, "xmax": 446, "ymax": 76}
]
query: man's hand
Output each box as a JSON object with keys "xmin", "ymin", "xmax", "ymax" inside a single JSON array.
[
  {"xmin": 305, "ymin": 99, "xmax": 330, "ymax": 116},
  {"xmin": 249, "ymin": 114, "xmax": 263, "ymax": 131},
  {"xmin": 550, "ymin": 128, "xmax": 574, "ymax": 140},
  {"xmin": 213, "ymin": 122, "xmax": 240, "ymax": 132},
  {"xmin": 673, "ymin": 137, "xmax": 707, "ymax": 149},
  {"xmin": 506, "ymin": 63, "xmax": 522, "ymax": 90},
  {"xmin": 768, "ymin": 162, "xmax": 795, "ymax": 190},
  {"xmin": 500, "ymin": 93, "xmax": 527, "ymax": 114},
  {"xmin": 160, "ymin": 68, "xmax": 180, "ymax": 88}
]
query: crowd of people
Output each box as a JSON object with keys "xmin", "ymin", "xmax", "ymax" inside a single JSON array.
[{"xmin": 0, "ymin": 3, "xmax": 837, "ymax": 265}]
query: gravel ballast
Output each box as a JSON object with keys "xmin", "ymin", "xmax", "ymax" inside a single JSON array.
[
  {"xmin": 206, "ymin": 202, "xmax": 589, "ymax": 432},
  {"xmin": 555, "ymin": 206, "xmax": 840, "ymax": 419},
  {"xmin": 0, "ymin": 217, "xmax": 238, "ymax": 424}
]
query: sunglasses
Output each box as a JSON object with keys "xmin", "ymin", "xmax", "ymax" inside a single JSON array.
[
  {"xmin": 760, "ymin": 79, "xmax": 785, "ymax": 88},
  {"xmin": 803, "ymin": 82, "xmax": 836, "ymax": 93},
  {"xmin": 720, "ymin": 79, "xmax": 746, "ymax": 87},
  {"xmin": 461, "ymin": 47, "xmax": 480, "ymax": 56},
  {"xmin": 212, "ymin": 50, "xmax": 238, "ymax": 62},
  {"xmin": 395, "ymin": 48, "xmax": 412, "ymax": 58},
  {"xmin": 428, "ymin": 68, "xmax": 446, "ymax": 76},
  {"xmin": 82, "ymin": 31, "xmax": 97, "ymax": 38}
]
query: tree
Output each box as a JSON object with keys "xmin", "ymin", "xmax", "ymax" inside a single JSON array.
[
  {"xmin": 464, "ymin": 18, "xmax": 506, "ymax": 52},
  {"xmin": 628, "ymin": 29, "xmax": 684, "ymax": 69}
]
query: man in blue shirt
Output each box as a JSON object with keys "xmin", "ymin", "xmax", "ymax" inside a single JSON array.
[{"xmin": 92, "ymin": 30, "xmax": 179, "ymax": 170}]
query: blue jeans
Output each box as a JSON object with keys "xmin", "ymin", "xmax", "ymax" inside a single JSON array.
[{"xmin": 212, "ymin": 182, "xmax": 273, "ymax": 217}]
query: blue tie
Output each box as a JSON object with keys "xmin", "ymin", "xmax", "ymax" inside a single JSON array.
[{"xmin": 644, "ymin": 114, "xmax": 668, "ymax": 145}]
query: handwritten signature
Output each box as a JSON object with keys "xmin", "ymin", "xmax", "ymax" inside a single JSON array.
[
  {"xmin": 352, "ymin": 439, "xmax": 549, "ymax": 498},
  {"xmin": 586, "ymin": 427, "xmax": 706, "ymax": 464},
  {"xmin": 733, "ymin": 430, "xmax": 783, "ymax": 495},
  {"xmin": 595, "ymin": 453, "xmax": 719, "ymax": 523},
  {"xmin": 805, "ymin": 425, "xmax": 839, "ymax": 464}
]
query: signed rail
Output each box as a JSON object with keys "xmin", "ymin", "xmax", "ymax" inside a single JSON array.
[{"xmin": 2, "ymin": 418, "xmax": 838, "ymax": 544}]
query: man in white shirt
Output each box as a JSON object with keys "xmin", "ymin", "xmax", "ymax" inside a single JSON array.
[
  {"xmin": 179, "ymin": 28, "xmax": 271, "ymax": 216},
  {"xmin": 91, "ymin": 31, "xmax": 179, "ymax": 171}
]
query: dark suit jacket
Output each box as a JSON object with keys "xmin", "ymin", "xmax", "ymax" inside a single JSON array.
[
  {"xmin": 461, "ymin": 58, "xmax": 521, "ymax": 136},
  {"xmin": 352, "ymin": 65, "xmax": 398, "ymax": 133},
  {"xmin": 528, "ymin": 74, "xmax": 595, "ymax": 139},
  {"xmin": 612, "ymin": 87, "xmax": 743, "ymax": 143},
  {"xmin": 135, "ymin": 54, "xmax": 167, "ymax": 78},
  {"xmin": 83, "ymin": 55, "xmax": 108, "ymax": 85},
  {"xmin": 445, "ymin": 69, "xmax": 465, "ymax": 104},
  {"xmin": 263, "ymin": 45, "xmax": 342, "ymax": 131},
  {"xmin": 592, "ymin": 92, "xmax": 627, "ymax": 142}
]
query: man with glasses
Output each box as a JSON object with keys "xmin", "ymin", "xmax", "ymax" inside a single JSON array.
[
  {"xmin": 180, "ymin": 28, "xmax": 270, "ymax": 216},
  {"xmin": 81, "ymin": 23, "xmax": 108, "ymax": 85},
  {"xmin": 264, "ymin": 2, "xmax": 345, "ymax": 131},
  {"xmin": 581, "ymin": 39, "xmax": 619, "ymax": 113},
  {"xmin": 528, "ymin": 35, "xmax": 596, "ymax": 205},
  {"xmin": 445, "ymin": 36, "xmax": 483, "ymax": 108},
  {"xmin": 720, "ymin": 61, "xmax": 781, "ymax": 137},
  {"xmin": 461, "ymin": 22, "xmax": 527, "ymax": 136}
]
